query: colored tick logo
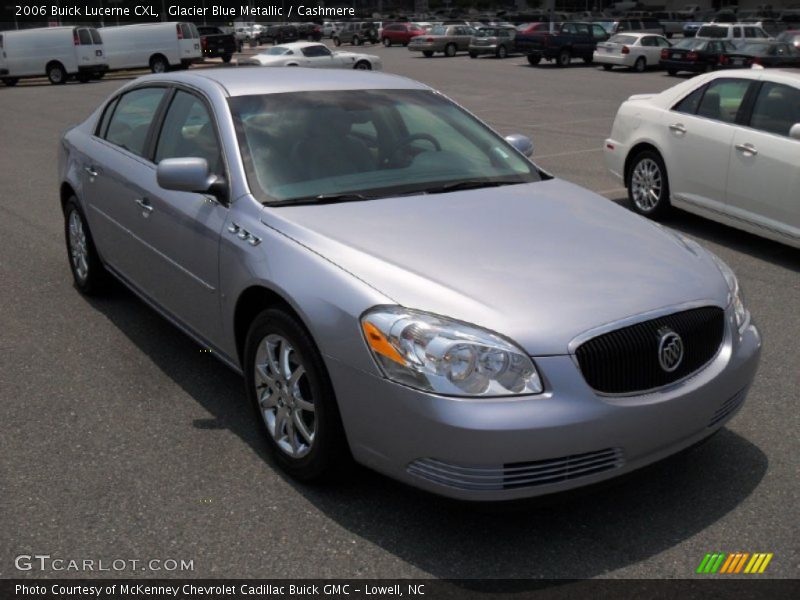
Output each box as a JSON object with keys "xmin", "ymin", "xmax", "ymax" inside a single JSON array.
[{"xmin": 696, "ymin": 552, "xmax": 773, "ymax": 574}]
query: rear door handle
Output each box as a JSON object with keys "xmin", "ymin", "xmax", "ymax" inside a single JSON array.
[
  {"xmin": 735, "ymin": 143, "xmax": 758, "ymax": 156},
  {"xmin": 135, "ymin": 197, "xmax": 153, "ymax": 216},
  {"xmin": 669, "ymin": 123, "xmax": 687, "ymax": 135},
  {"xmin": 84, "ymin": 165, "xmax": 99, "ymax": 177}
]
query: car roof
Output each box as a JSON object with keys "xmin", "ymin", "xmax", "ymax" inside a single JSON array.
[
  {"xmin": 133, "ymin": 68, "xmax": 429, "ymax": 97},
  {"xmin": 272, "ymin": 41, "xmax": 326, "ymax": 50}
]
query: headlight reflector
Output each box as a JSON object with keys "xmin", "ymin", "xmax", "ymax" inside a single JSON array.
[{"xmin": 361, "ymin": 307, "xmax": 543, "ymax": 397}]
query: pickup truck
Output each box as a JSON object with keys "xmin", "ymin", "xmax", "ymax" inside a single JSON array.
[
  {"xmin": 516, "ymin": 21, "xmax": 609, "ymax": 66},
  {"xmin": 197, "ymin": 26, "xmax": 237, "ymax": 63}
]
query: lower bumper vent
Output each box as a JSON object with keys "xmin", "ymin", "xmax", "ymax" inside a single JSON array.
[
  {"xmin": 708, "ymin": 388, "xmax": 748, "ymax": 428},
  {"xmin": 408, "ymin": 448, "xmax": 625, "ymax": 492}
]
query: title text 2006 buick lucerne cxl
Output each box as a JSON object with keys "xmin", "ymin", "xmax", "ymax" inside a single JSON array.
[{"xmin": 59, "ymin": 69, "xmax": 761, "ymax": 500}]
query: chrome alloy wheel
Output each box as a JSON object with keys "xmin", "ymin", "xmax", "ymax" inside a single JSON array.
[
  {"xmin": 631, "ymin": 158, "xmax": 663, "ymax": 212},
  {"xmin": 67, "ymin": 210, "xmax": 89, "ymax": 282},
  {"xmin": 254, "ymin": 334, "xmax": 315, "ymax": 458}
]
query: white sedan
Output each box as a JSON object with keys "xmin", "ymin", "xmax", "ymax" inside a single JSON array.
[
  {"xmin": 238, "ymin": 42, "xmax": 382, "ymax": 70},
  {"xmin": 594, "ymin": 33, "xmax": 672, "ymax": 72},
  {"xmin": 605, "ymin": 69, "xmax": 800, "ymax": 248}
]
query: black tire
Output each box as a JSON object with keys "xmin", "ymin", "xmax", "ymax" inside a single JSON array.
[
  {"xmin": 222, "ymin": 53, "xmax": 233, "ymax": 63},
  {"xmin": 633, "ymin": 56, "xmax": 646, "ymax": 73},
  {"xmin": 626, "ymin": 150, "xmax": 671, "ymax": 220},
  {"xmin": 383, "ymin": 37, "xmax": 391, "ymax": 47},
  {"xmin": 46, "ymin": 62, "xmax": 67, "ymax": 85},
  {"xmin": 469, "ymin": 51, "xmax": 478, "ymax": 59},
  {"xmin": 496, "ymin": 45, "xmax": 508, "ymax": 59},
  {"xmin": 354, "ymin": 60, "xmax": 372, "ymax": 70},
  {"xmin": 149, "ymin": 54, "xmax": 169, "ymax": 74},
  {"xmin": 667, "ymin": 69, "xmax": 678, "ymax": 76},
  {"xmin": 353, "ymin": 35, "xmax": 361, "ymax": 46},
  {"xmin": 445, "ymin": 43, "xmax": 457, "ymax": 57},
  {"xmin": 602, "ymin": 64, "xmax": 613, "ymax": 71},
  {"xmin": 333, "ymin": 37, "xmax": 341, "ymax": 47},
  {"xmin": 582, "ymin": 56, "xmax": 593, "ymax": 64},
  {"xmin": 77, "ymin": 73, "xmax": 91, "ymax": 83},
  {"xmin": 667, "ymin": 32, "xmax": 674, "ymax": 39},
  {"xmin": 64, "ymin": 197, "xmax": 109, "ymax": 295},
  {"xmin": 91, "ymin": 72, "xmax": 105, "ymax": 80},
  {"xmin": 557, "ymin": 49, "xmax": 571, "ymax": 67},
  {"xmin": 244, "ymin": 309, "xmax": 350, "ymax": 482},
  {"xmin": 423, "ymin": 50, "xmax": 434, "ymax": 58},
  {"xmin": 527, "ymin": 54, "xmax": 542, "ymax": 65},
  {"xmin": 2, "ymin": 77, "xmax": 19, "ymax": 86}
]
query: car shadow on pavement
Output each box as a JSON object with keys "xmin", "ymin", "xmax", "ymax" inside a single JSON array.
[
  {"xmin": 84, "ymin": 280, "xmax": 769, "ymax": 582},
  {"xmin": 609, "ymin": 195, "xmax": 800, "ymax": 272}
]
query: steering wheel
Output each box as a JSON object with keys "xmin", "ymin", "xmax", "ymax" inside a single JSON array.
[{"xmin": 385, "ymin": 133, "xmax": 442, "ymax": 165}]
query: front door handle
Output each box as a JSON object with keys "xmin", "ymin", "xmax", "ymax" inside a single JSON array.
[
  {"xmin": 735, "ymin": 143, "xmax": 758, "ymax": 156},
  {"xmin": 669, "ymin": 123, "xmax": 687, "ymax": 135},
  {"xmin": 84, "ymin": 165, "xmax": 99, "ymax": 177},
  {"xmin": 135, "ymin": 197, "xmax": 153, "ymax": 217}
]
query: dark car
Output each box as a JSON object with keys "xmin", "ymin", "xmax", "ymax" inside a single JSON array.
[
  {"xmin": 295, "ymin": 22, "xmax": 322, "ymax": 41},
  {"xmin": 660, "ymin": 38, "xmax": 737, "ymax": 75},
  {"xmin": 381, "ymin": 22, "xmax": 425, "ymax": 46},
  {"xmin": 776, "ymin": 30, "xmax": 800, "ymax": 49},
  {"xmin": 724, "ymin": 42, "xmax": 800, "ymax": 68},
  {"xmin": 516, "ymin": 21, "xmax": 609, "ymax": 67},
  {"xmin": 197, "ymin": 26, "xmax": 237, "ymax": 63},
  {"xmin": 259, "ymin": 25, "xmax": 299, "ymax": 45},
  {"xmin": 333, "ymin": 22, "xmax": 380, "ymax": 46},
  {"xmin": 469, "ymin": 26, "xmax": 518, "ymax": 58}
]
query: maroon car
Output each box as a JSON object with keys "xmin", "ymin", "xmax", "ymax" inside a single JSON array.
[{"xmin": 381, "ymin": 23, "xmax": 425, "ymax": 46}]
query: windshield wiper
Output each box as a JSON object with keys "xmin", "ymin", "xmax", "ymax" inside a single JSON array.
[
  {"xmin": 268, "ymin": 193, "xmax": 374, "ymax": 207},
  {"xmin": 423, "ymin": 179, "xmax": 522, "ymax": 194}
]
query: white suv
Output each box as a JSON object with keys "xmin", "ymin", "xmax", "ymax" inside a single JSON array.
[{"xmin": 695, "ymin": 23, "xmax": 772, "ymax": 46}]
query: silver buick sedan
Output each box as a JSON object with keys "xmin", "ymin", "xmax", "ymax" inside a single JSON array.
[{"xmin": 59, "ymin": 69, "xmax": 761, "ymax": 500}]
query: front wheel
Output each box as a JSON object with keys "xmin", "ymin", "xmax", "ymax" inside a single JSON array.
[
  {"xmin": 469, "ymin": 51, "xmax": 478, "ymax": 59},
  {"xmin": 244, "ymin": 309, "xmax": 350, "ymax": 481},
  {"xmin": 444, "ymin": 43, "xmax": 457, "ymax": 57},
  {"xmin": 353, "ymin": 35, "xmax": 361, "ymax": 46},
  {"xmin": 383, "ymin": 37, "xmax": 391, "ymax": 47},
  {"xmin": 64, "ymin": 197, "xmax": 109, "ymax": 295},
  {"xmin": 222, "ymin": 53, "xmax": 233, "ymax": 63},
  {"xmin": 602, "ymin": 64, "xmax": 613, "ymax": 71},
  {"xmin": 557, "ymin": 49, "xmax": 571, "ymax": 67},
  {"xmin": 633, "ymin": 56, "xmax": 646, "ymax": 73},
  {"xmin": 627, "ymin": 151, "xmax": 671, "ymax": 220},
  {"xmin": 2, "ymin": 77, "xmax": 19, "ymax": 86},
  {"xmin": 527, "ymin": 54, "xmax": 541, "ymax": 65},
  {"xmin": 422, "ymin": 50, "xmax": 434, "ymax": 58},
  {"xmin": 354, "ymin": 60, "xmax": 371, "ymax": 70},
  {"xmin": 496, "ymin": 45, "xmax": 508, "ymax": 59},
  {"xmin": 333, "ymin": 37, "xmax": 341, "ymax": 46},
  {"xmin": 667, "ymin": 69, "xmax": 678, "ymax": 76}
]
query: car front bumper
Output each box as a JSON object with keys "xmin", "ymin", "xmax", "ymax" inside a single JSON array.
[
  {"xmin": 469, "ymin": 43, "xmax": 500, "ymax": 55},
  {"xmin": 326, "ymin": 310, "xmax": 761, "ymax": 501}
]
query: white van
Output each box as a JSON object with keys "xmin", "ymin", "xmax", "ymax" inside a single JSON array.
[
  {"xmin": 100, "ymin": 22, "xmax": 202, "ymax": 73},
  {"xmin": 0, "ymin": 26, "xmax": 107, "ymax": 86}
]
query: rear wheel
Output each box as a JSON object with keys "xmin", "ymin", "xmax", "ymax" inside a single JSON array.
[
  {"xmin": 46, "ymin": 62, "xmax": 67, "ymax": 85},
  {"xmin": 222, "ymin": 53, "xmax": 233, "ymax": 63},
  {"xmin": 527, "ymin": 54, "xmax": 541, "ymax": 65},
  {"xmin": 76, "ymin": 73, "xmax": 90, "ymax": 83},
  {"xmin": 469, "ymin": 51, "xmax": 478, "ymax": 59},
  {"xmin": 353, "ymin": 35, "xmax": 361, "ymax": 46},
  {"xmin": 64, "ymin": 197, "xmax": 109, "ymax": 295},
  {"xmin": 244, "ymin": 309, "xmax": 350, "ymax": 482},
  {"xmin": 445, "ymin": 43, "xmax": 457, "ymax": 57},
  {"xmin": 2, "ymin": 77, "xmax": 19, "ymax": 86},
  {"xmin": 423, "ymin": 50, "xmax": 434, "ymax": 58},
  {"xmin": 627, "ymin": 150, "xmax": 671, "ymax": 220},
  {"xmin": 667, "ymin": 69, "xmax": 678, "ymax": 76},
  {"xmin": 354, "ymin": 60, "xmax": 371, "ymax": 70},
  {"xmin": 149, "ymin": 54, "xmax": 169, "ymax": 74},
  {"xmin": 582, "ymin": 56, "xmax": 593, "ymax": 64},
  {"xmin": 333, "ymin": 37, "xmax": 341, "ymax": 46},
  {"xmin": 633, "ymin": 56, "xmax": 646, "ymax": 72},
  {"xmin": 496, "ymin": 45, "xmax": 508, "ymax": 59},
  {"xmin": 557, "ymin": 49, "xmax": 571, "ymax": 67},
  {"xmin": 602, "ymin": 64, "xmax": 613, "ymax": 71},
  {"xmin": 383, "ymin": 37, "xmax": 391, "ymax": 47}
]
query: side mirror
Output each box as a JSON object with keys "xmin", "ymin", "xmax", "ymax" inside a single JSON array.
[
  {"xmin": 790, "ymin": 123, "xmax": 800, "ymax": 141},
  {"xmin": 505, "ymin": 133, "xmax": 534, "ymax": 157},
  {"xmin": 157, "ymin": 157, "xmax": 227, "ymax": 202}
]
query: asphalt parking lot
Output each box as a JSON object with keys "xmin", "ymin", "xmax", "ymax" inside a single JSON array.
[{"xmin": 1, "ymin": 42, "xmax": 798, "ymax": 580}]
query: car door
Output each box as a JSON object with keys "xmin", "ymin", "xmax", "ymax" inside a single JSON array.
[
  {"xmin": 725, "ymin": 81, "xmax": 800, "ymax": 239},
  {"xmin": 662, "ymin": 77, "xmax": 754, "ymax": 210},
  {"xmin": 81, "ymin": 86, "xmax": 169, "ymax": 283},
  {"xmin": 302, "ymin": 44, "xmax": 336, "ymax": 68},
  {"xmin": 132, "ymin": 88, "xmax": 228, "ymax": 343}
]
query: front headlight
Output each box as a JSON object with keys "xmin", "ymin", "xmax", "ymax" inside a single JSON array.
[
  {"xmin": 361, "ymin": 307, "xmax": 543, "ymax": 397},
  {"xmin": 711, "ymin": 254, "xmax": 749, "ymax": 332}
]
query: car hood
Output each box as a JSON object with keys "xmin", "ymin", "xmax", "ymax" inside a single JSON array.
[{"xmin": 260, "ymin": 179, "xmax": 729, "ymax": 355}]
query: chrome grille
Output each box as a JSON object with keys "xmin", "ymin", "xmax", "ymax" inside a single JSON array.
[
  {"xmin": 408, "ymin": 448, "xmax": 624, "ymax": 491},
  {"xmin": 575, "ymin": 306, "xmax": 725, "ymax": 395}
]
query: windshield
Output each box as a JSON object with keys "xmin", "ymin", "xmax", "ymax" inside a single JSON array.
[
  {"xmin": 229, "ymin": 89, "xmax": 540, "ymax": 204},
  {"xmin": 430, "ymin": 26, "xmax": 447, "ymax": 35},
  {"xmin": 740, "ymin": 42, "xmax": 770, "ymax": 53},
  {"xmin": 608, "ymin": 35, "xmax": 638, "ymax": 44},
  {"xmin": 673, "ymin": 38, "xmax": 707, "ymax": 50},
  {"xmin": 263, "ymin": 47, "xmax": 293, "ymax": 55},
  {"xmin": 697, "ymin": 25, "xmax": 728, "ymax": 38}
]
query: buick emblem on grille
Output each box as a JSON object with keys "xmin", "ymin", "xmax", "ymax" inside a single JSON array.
[{"xmin": 657, "ymin": 328, "xmax": 684, "ymax": 373}]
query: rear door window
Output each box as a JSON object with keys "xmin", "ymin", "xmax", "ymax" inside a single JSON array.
[
  {"xmin": 696, "ymin": 79, "xmax": 751, "ymax": 123},
  {"xmin": 89, "ymin": 28, "xmax": 102, "ymax": 44},
  {"xmin": 748, "ymin": 82, "xmax": 800, "ymax": 136}
]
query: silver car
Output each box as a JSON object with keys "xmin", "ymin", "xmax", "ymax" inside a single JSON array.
[{"xmin": 59, "ymin": 69, "xmax": 761, "ymax": 501}]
